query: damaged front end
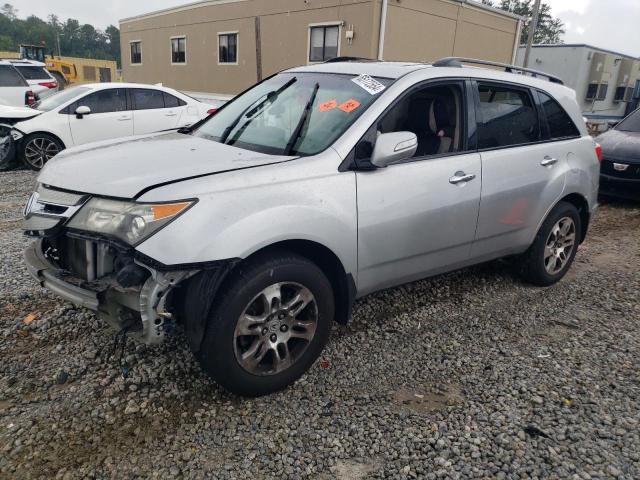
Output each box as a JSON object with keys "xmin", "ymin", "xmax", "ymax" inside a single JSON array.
[
  {"xmin": 0, "ymin": 123, "xmax": 24, "ymax": 171},
  {"xmin": 22, "ymin": 184, "xmax": 213, "ymax": 344}
]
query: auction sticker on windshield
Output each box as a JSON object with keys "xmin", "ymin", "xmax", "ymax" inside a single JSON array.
[
  {"xmin": 339, "ymin": 99, "xmax": 361, "ymax": 113},
  {"xmin": 319, "ymin": 99, "xmax": 338, "ymax": 112},
  {"xmin": 351, "ymin": 74, "xmax": 386, "ymax": 95}
]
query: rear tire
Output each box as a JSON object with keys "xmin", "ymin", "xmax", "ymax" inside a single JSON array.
[
  {"xmin": 191, "ymin": 251, "xmax": 335, "ymax": 397},
  {"xmin": 21, "ymin": 133, "xmax": 64, "ymax": 171},
  {"xmin": 519, "ymin": 201, "xmax": 581, "ymax": 286}
]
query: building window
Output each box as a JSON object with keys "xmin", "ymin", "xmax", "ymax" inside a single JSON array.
[
  {"xmin": 614, "ymin": 86, "xmax": 632, "ymax": 103},
  {"xmin": 130, "ymin": 41, "xmax": 142, "ymax": 65},
  {"xmin": 587, "ymin": 83, "xmax": 608, "ymax": 101},
  {"xmin": 171, "ymin": 36, "xmax": 186, "ymax": 64},
  {"xmin": 309, "ymin": 25, "xmax": 339, "ymax": 62},
  {"xmin": 218, "ymin": 32, "xmax": 238, "ymax": 64}
]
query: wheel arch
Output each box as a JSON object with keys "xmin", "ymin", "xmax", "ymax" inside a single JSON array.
[
  {"xmin": 558, "ymin": 192, "xmax": 590, "ymax": 244},
  {"xmin": 244, "ymin": 239, "xmax": 356, "ymax": 326},
  {"xmin": 179, "ymin": 239, "xmax": 356, "ymax": 355},
  {"xmin": 22, "ymin": 131, "xmax": 66, "ymax": 150}
]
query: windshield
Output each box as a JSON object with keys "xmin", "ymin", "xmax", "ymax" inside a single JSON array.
[
  {"xmin": 193, "ymin": 72, "xmax": 392, "ymax": 156},
  {"xmin": 35, "ymin": 87, "xmax": 91, "ymax": 112},
  {"xmin": 616, "ymin": 108, "xmax": 640, "ymax": 133}
]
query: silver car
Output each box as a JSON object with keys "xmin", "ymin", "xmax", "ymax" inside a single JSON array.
[{"xmin": 23, "ymin": 58, "xmax": 600, "ymax": 396}]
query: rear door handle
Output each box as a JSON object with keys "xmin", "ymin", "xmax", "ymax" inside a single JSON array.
[
  {"xmin": 165, "ymin": 111, "xmax": 178, "ymax": 117},
  {"xmin": 449, "ymin": 172, "xmax": 476, "ymax": 185},
  {"xmin": 117, "ymin": 115, "xmax": 132, "ymax": 121},
  {"xmin": 541, "ymin": 156, "xmax": 558, "ymax": 167}
]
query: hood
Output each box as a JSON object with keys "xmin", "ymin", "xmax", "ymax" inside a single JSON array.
[
  {"xmin": 37, "ymin": 132, "xmax": 294, "ymax": 198},
  {"xmin": 0, "ymin": 105, "xmax": 43, "ymax": 121},
  {"xmin": 596, "ymin": 129, "xmax": 640, "ymax": 163}
]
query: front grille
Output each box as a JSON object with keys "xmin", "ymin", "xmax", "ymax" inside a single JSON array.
[
  {"xmin": 24, "ymin": 184, "xmax": 90, "ymax": 233},
  {"xmin": 601, "ymin": 159, "xmax": 640, "ymax": 179}
]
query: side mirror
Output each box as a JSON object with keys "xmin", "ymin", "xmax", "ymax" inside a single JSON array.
[
  {"xmin": 75, "ymin": 105, "xmax": 91, "ymax": 119},
  {"xmin": 371, "ymin": 131, "xmax": 418, "ymax": 168}
]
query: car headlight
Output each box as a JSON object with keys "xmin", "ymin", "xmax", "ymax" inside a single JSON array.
[{"xmin": 67, "ymin": 198, "xmax": 195, "ymax": 245}]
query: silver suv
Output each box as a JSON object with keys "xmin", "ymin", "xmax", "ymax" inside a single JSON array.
[{"xmin": 23, "ymin": 58, "xmax": 600, "ymax": 396}]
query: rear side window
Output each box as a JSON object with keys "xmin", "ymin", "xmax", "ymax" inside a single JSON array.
[
  {"xmin": 477, "ymin": 83, "xmax": 540, "ymax": 149},
  {"xmin": 538, "ymin": 91, "xmax": 580, "ymax": 139},
  {"xmin": 15, "ymin": 66, "xmax": 51, "ymax": 80},
  {"xmin": 76, "ymin": 89, "xmax": 128, "ymax": 114},
  {"xmin": 132, "ymin": 89, "xmax": 165, "ymax": 110},
  {"xmin": 0, "ymin": 65, "xmax": 28, "ymax": 86},
  {"xmin": 163, "ymin": 92, "xmax": 186, "ymax": 108}
]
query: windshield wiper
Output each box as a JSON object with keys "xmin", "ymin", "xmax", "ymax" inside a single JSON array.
[
  {"xmin": 284, "ymin": 83, "xmax": 319, "ymax": 156},
  {"xmin": 220, "ymin": 77, "xmax": 297, "ymax": 144}
]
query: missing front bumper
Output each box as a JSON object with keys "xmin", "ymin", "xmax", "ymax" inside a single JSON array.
[{"xmin": 24, "ymin": 239, "xmax": 197, "ymax": 344}]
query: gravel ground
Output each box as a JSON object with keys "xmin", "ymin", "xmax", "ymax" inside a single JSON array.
[{"xmin": 1, "ymin": 169, "xmax": 639, "ymax": 479}]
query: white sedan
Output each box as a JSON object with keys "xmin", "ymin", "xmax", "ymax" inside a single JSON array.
[{"xmin": 1, "ymin": 82, "xmax": 215, "ymax": 170}]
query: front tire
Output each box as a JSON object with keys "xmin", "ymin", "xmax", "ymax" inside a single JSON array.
[
  {"xmin": 21, "ymin": 133, "xmax": 64, "ymax": 170},
  {"xmin": 519, "ymin": 201, "xmax": 581, "ymax": 286},
  {"xmin": 192, "ymin": 251, "xmax": 335, "ymax": 397}
]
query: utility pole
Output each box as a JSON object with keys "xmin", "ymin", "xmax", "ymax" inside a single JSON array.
[
  {"xmin": 56, "ymin": 32, "xmax": 62, "ymax": 57},
  {"xmin": 523, "ymin": 0, "xmax": 542, "ymax": 68}
]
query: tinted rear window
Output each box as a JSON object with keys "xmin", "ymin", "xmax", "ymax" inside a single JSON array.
[
  {"xmin": 538, "ymin": 91, "xmax": 580, "ymax": 139},
  {"xmin": 163, "ymin": 92, "xmax": 186, "ymax": 108},
  {"xmin": 477, "ymin": 84, "xmax": 540, "ymax": 149},
  {"xmin": 132, "ymin": 89, "xmax": 165, "ymax": 110},
  {"xmin": 15, "ymin": 65, "xmax": 51, "ymax": 80},
  {"xmin": 0, "ymin": 65, "xmax": 28, "ymax": 87}
]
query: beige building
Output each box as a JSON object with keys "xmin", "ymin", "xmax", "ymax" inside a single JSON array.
[{"xmin": 120, "ymin": 0, "xmax": 522, "ymax": 95}]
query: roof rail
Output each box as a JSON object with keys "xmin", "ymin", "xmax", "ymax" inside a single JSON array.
[
  {"xmin": 324, "ymin": 56, "xmax": 375, "ymax": 63},
  {"xmin": 432, "ymin": 57, "xmax": 564, "ymax": 85}
]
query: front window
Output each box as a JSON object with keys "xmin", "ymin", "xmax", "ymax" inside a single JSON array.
[
  {"xmin": 616, "ymin": 109, "xmax": 640, "ymax": 133},
  {"xmin": 218, "ymin": 33, "xmax": 238, "ymax": 64},
  {"xmin": 309, "ymin": 25, "xmax": 339, "ymax": 62},
  {"xmin": 36, "ymin": 86, "xmax": 91, "ymax": 112},
  {"xmin": 130, "ymin": 42, "xmax": 142, "ymax": 65},
  {"xmin": 192, "ymin": 72, "xmax": 392, "ymax": 156},
  {"xmin": 171, "ymin": 37, "xmax": 186, "ymax": 64}
]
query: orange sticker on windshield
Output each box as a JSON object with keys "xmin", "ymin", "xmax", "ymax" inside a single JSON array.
[
  {"xmin": 339, "ymin": 99, "xmax": 361, "ymax": 113},
  {"xmin": 319, "ymin": 99, "xmax": 338, "ymax": 112}
]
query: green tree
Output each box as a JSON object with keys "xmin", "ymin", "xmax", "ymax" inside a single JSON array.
[
  {"xmin": 481, "ymin": 0, "xmax": 565, "ymax": 44},
  {"xmin": 0, "ymin": 3, "xmax": 121, "ymax": 66}
]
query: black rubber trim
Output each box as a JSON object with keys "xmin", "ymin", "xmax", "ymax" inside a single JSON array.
[{"xmin": 182, "ymin": 265, "xmax": 238, "ymax": 353}]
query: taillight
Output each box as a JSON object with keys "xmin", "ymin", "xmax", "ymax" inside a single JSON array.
[
  {"xmin": 38, "ymin": 81, "xmax": 58, "ymax": 89},
  {"xmin": 207, "ymin": 108, "xmax": 217, "ymax": 115},
  {"xmin": 595, "ymin": 143, "xmax": 603, "ymax": 162},
  {"xmin": 25, "ymin": 90, "xmax": 37, "ymax": 106}
]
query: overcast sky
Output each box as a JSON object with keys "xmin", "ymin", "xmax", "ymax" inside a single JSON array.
[{"xmin": 11, "ymin": 0, "xmax": 640, "ymax": 57}]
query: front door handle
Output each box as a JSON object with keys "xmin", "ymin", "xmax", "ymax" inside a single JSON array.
[
  {"xmin": 117, "ymin": 116, "xmax": 132, "ymax": 121},
  {"xmin": 541, "ymin": 156, "xmax": 558, "ymax": 167},
  {"xmin": 449, "ymin": 172, "xmax": 476, "ymax": 185}
]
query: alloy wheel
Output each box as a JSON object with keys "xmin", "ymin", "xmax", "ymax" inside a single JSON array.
[
  {"xmin": 544, "ymin": 216, "xmax": 576, "ymax": 275},
  {"xmin": 24, "ymin": 137, "xmax": 60, "ymax": 169},
  {"xmin": 233, "ymin": 282, "xmax": 318, "ymax": 376}
]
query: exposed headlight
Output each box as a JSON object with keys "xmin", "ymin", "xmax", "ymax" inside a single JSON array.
[{"xmin": 67, "ymin": 198, "xmax": 195, "ymax": 245}]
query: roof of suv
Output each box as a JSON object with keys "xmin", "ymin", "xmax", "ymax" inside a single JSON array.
[
  {"xmin": 288, "ymin": 59, "xmax": 571, "ymax": 94},
  {"xmin": 6, "ymin": 59, "xmax": 47, "ymax": 67}
]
